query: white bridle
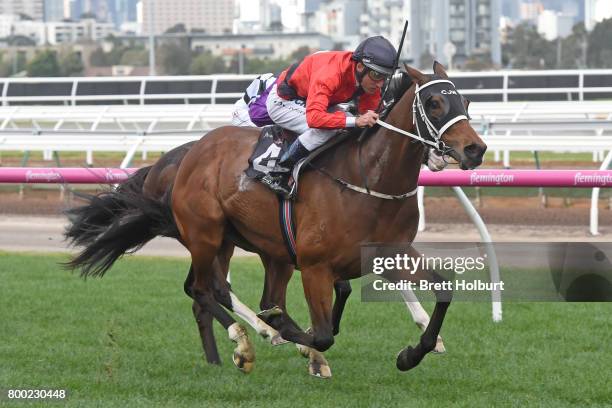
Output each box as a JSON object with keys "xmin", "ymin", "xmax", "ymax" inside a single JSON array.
[{"xmin": 376, "ymin": 79, "xmax": 469, "ymax": 155}]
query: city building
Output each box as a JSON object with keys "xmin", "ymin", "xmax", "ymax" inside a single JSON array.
[
  {"xmin": 106, "ymin": 0, "xmax": 139, "ymax": 29},
  {"xmin": 315, "ymin": 0, "xmax": 364, "ymax": 49},
  {"xmin": 0, "ymin": 13, "xmax": 115, "ymax": 44},
  {"xmin": 233, "ymin": 0, "xmax": 282, "ymax": 34},
  {"xmin": 46, "ymin": 18, "xmax": 116, "ymax": 44},
  {"xmin": 63, "ymin": 0, "xmax": 110, "ymax": 21},
  {"xmin": 139, "ymin": 0, "xmax": 235, "ymax": 35},
  {"xmin": 585, "ymin": 0, "xmax": 612, "ymax": 31},
  {"xmin": 537, "ymin": 9, "xmax": 574, "ymax": 40},
  {"xmin": 114, "ymin": 31, "xmax": 333, "ymax": 60},
  {"xmin": 0, "ymin": 14, "xmax": 45, "ymax": 42},
  {"xmin": 43, "ymin": 0, "xmax": 65, "ymax": 21},
  {"xmin": 0, "ymin": 0, "xmax": 44, "ymax": 21},
  {"xmin": 410, "ymin": 0, "xmax": 501, "ymax": 69},
  {"xmin": 519, "ymin": 0, "xmax": 543, "ymax": 23},
  {"xmin": 360, "ymin": 0, "xmax": 411, "ymax": 60},
  {"xmin": 189, "ymin": 31, "xmax": 333, "ymax": 60}
]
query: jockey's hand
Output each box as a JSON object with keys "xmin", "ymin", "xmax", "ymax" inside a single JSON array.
[
  {"xmin": 427, "ymin": 150, "xmax": 448, "ymax": 172},
  {"xmin": 356, "ymin": 111, "xmax": 379, "ymax": 128}
]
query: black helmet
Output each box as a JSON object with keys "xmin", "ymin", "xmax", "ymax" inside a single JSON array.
[{"xmin": 352, "ymin": 36, "xmax": 397, "ymax": 76}]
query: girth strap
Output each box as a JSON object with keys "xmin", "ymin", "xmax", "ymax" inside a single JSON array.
[{"xmin": 278, "ymin": 197, "xmax": 298, "ymax": 266}]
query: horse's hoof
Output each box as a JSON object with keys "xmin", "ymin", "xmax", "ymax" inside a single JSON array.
[
  {"xmin": 396, "ymin": 346, "xmax": 421, "ymax": 371},
  {"xmin": 228, "ymin": 323, "xmax": 255, "ymax": 374},
  {"xmin": 233, "ymin": 350, "xmax": 255, "ymax": 374},
  {"xmin": 433, "ymin": 336, "xmax": 446, "ymax": 354},
  {"xmin": 259, "ymin": 326, "xmax": 286, "ymax": 345},
  {"xmin": 296, "ymin": 343, "xmax": 310, "ymax": 358},
  {"xmin": 308, "ymin": 360, "xmax": 332, "ymax": 379},
  {"xmin": 270, "ymin": 334, "xmax": 289, "ymax": 346},
  {"xmin": 257, "ymin": 306, "xmax": 283, "ymax": 321}
]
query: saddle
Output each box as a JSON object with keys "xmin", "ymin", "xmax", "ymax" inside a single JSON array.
[{"xmin": 245, "ymin": 125, "xmax": 349, "ymax": 198}]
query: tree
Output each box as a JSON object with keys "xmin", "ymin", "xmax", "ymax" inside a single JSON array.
[
  {"xmin": 89, "ymin": 47, "xmax": 109, "ymax": 66},
  {"xmin": 0, "ymin": 53, "xmax": 11, "ymax": 77},
  {"xmin": 462, "ymin": 55, "xmax": 494, "ymax": 71},
  {"xmin": 190, "ymin": 52, "xmax": 227, "ymax": 75},
  {"xmin": 27, "ymin": 50, "xmax": 61, "ymax": 77},
  {"xmin": 165, "ymin": 23, "xmax": 187, "ymax": 34},
  {"xmin": 587, "ymin": 18, "xmax": 612, "ymax": 68},
  {"xmin": 559, "ymin": 23, "xmax": 588, "ymax": 69},
  {"xmin": 158, "ymin": 42, "xmax": 192, "ymax": 75},
  {"xmin": 59, "ymin": 51, "xmax": 84, "ymax": 76},
  {"xmin": 244, "ymin": 57, "xmax": 290, "ymax": 74},
  {"xmin": 119, "ymin": 48, "xmax": 148, "ymax": 66},
  {"xmin": 290, "ymin": 46, "xmax": 310, "ymax": 61},
  {"xmin": 502, "ymin": 23, "xmax": 555, "ymax": 69},
  {"xmin": 107, "ymin": 45, "xmax": 129, "ymax": 65},
  {"xmin": 419, "ymin": 52, "xmax": 434, "ymax": 69}
]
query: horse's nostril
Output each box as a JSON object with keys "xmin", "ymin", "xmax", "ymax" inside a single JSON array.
[{"xmin": 464, "ymin": 143, "xmax": 486, "ymax": 159}]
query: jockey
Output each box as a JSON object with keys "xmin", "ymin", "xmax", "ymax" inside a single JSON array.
[
  {"xmin": 262, "ymin": 36, "xmax": 397, "ymax": 195},
  {"xmin": 231, "ymin": 73, "xmax": 277, "ymax": 127}
]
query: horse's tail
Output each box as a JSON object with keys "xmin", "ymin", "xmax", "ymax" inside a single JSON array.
[{"xmin": 64, "ymin": 166, "xmax": 179, "ymax": 278}]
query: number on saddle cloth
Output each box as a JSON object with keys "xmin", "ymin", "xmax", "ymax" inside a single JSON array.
[{"xmin": 245, "ymin": 125, "xmax": 298, "ymax": 179}]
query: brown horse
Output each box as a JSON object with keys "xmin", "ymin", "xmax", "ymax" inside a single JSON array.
[
  {"xmin": 65, "ymin": 141, "xmax": 346, "ymax": 376},
  {"xmin": 169, "ymin": 62, "xmax": 486, "ymax": 373},
  {"xmin": 66, "ymin": 129, "xmax": 448, "ymax": 377}
]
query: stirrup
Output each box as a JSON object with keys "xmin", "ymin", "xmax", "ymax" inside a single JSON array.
[{"xmin": 269, "ymin": 164, "xmax": 291, "ymax": 174}]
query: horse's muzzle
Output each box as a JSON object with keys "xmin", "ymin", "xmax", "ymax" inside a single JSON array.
[{"xmin": 461, "ymin": 143, "xmax": 487, "ymax": 169}]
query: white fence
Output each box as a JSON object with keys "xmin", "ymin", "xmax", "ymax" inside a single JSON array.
[
  {"xmin": 1, "ymin": 101, "xmax": 610, "ymax": 160},
  {"xmin": 1, "ymin": 100, "xmax": 611, "ymax": 236},
  {"xmin": 2, "ymin": 69, "xmax": 612, "ymax": 106}
]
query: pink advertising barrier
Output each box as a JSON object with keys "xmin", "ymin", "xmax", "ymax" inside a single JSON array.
[{"xmin": 1, "ymin": 167, "xmax": 612, "ymax": 188}]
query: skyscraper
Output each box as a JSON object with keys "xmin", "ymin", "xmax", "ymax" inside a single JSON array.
[
  {"xmin": 140, "ymin": 0, "xmax": 235, "ymax": 35},
  {"xmin": 44, "ymin": 0, "xmax": 64, "ymax": 21},
  {"xmin": 410, "ymin": 0, "xmax": 501, "ymax": 69},
  {"xmin": 359, "ymin": 0, "xmax": 411, "ymax": 59},
  {"xmin": 107, "ymin": 0, "xmax": 138, "ymax": 28}
]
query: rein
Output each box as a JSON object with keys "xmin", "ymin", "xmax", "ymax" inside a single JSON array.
[
  {"xmin": 314, "ymin": 165, "xmax": 419, "ymax": 200},
  {"xmin": 314, "ymin": 78, "xmax": 467, "ymax": 200}
]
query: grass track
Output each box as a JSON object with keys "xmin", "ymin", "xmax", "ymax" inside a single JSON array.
[{"xmin": 0, "ymin": 252, "xmax": 611, "ymax": 407}]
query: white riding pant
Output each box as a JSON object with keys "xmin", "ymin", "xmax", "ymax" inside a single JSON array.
[
  {"xmin": 231, "ymin": 98, "xmax": 256, "ymax": 127},
  {"xmin": 266, "ymin": 84, "xmax": 348, "ymax": 151}
]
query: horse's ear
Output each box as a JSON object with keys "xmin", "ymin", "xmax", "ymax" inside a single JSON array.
[
  {"xmin": 403, "ymin": 63, "xmax": 427, "ymax": 85},
  {"xmin": 432, "ymin": 61, "xmax": 449, "ymax": 79}
]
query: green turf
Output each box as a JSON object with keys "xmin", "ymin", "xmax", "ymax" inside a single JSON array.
[
  {"xmin": 483, "ymin": 151, "xmax": 596, "ymax": 163},
  {"xmin": 0, "ymin": 252, "xmax": 610, "ymax": 407}
]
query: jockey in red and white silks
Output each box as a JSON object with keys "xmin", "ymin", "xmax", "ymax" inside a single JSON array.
[{"xmin": 263, "ymin": 36, "xmax": 398, "ymax": 196}]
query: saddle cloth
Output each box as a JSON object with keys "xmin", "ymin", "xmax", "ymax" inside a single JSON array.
[
  {"xmin": 245, "ymin": 125, "xmax": 350, "ymax": 198},
  {"xmin": 245, "ymin": 125, "xmax": 297, "ymax": 179}
]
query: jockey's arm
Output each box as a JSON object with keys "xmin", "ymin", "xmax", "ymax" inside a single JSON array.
[{"xmin": 305, "ymin": 73, "xmax": 356, "ymax": 130}]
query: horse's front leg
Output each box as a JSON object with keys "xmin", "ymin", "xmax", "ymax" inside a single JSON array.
[
  {"xmin": 399, "ymin": 287, "xmax": 446, "ymax": 353},
  {"xmin": 258, "ymin": 257, "xmax": 332, "ymax": 378},
  {"xmin": 260, "ymin": 263, "xmax": 335, "ymax": 377},
  {"xmin": 382, "ymin": 246, "xmax": 452, "ymax": 371}
]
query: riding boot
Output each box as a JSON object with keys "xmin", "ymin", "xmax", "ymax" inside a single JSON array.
[
  {"xmin": 261, "ymin": 139, "xmax": 310, "ymax": 197},
  {"xmin": 278, "ymin": 138, "xmax": 310, "ymax": 169}
]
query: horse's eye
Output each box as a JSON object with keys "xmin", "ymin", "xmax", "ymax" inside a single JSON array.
[{"xmin": 430, "ymin": 101, "xmax": 439, "ymax": 109}]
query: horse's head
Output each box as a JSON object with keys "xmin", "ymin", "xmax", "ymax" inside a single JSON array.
[{"xmin": 404, "ymin": 62, "xmax": 487, "ymax": 170}]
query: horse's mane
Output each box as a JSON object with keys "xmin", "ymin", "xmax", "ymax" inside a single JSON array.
[
  {"xmin": 385, "ymin": 70, "xmax": 414, "ymax": 111},
  {"xmin": 354, "ymin": 71, "xmax": 414, "ymax": 139}
]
